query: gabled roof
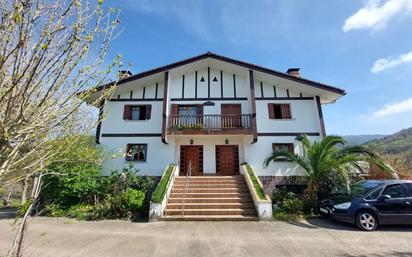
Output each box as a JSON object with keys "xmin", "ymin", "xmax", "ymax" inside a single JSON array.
[{"xmin": 88, "ymin": 51, "xmax": 345, "ymax": 95}]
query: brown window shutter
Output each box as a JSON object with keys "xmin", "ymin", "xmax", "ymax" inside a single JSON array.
[
  {"xmin": 272, "ymin": 143, "xmax": 276, "ymax": 151},
  {"xmin": 145, "ymin": 105, "xmax": 152, "ymax": 120},
  {"xmin": 268, "ymin": 103, "xmax": 275, "ymax": 119},
  {"xmin": 123, "ymin": 105, "xmax": 131, "ymax": 120},
  {"xmin": 196, "ymin": 104, "xmax": 203, "ymax": 124},
  {"xmin": 171, "ymin": 104, "xmax": 179, "ymax": 115},
  {"xmin": 281, "ymin": 104, "xmax": 291, "ymax": 119},
  {"xmin": 196, "ymin": 104, "xmax": 203, "ymax": 115},
  {"xmin": 288, "ymin": 144, "xmax": 295, "ymax": 154},
  {"xmin": 125, "ymin": 144, "xmax": 132, "ymax": 160}
]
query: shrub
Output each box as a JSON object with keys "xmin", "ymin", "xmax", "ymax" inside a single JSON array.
[
  {"xmin": 46, "ymin": 204, "xmax": 66, "ymax": 217},
  {"xmin": 66, "ymin": 204, "xmax": 95, "ymax": 220},
  {"xmin": 272, "ymin": 187, "xmax": 296, "ymax": 206},
  {"xmin": 282, "ymin": 198, "xmax": 303, "ymax": 214},
  {"xmin": 151, "ymin": 165, "xmax": 174, "ymax": 203},
  {"xmin": 244, "ymin": 165, "xmax": 266, "ymax": 200},
  {"xmin": 39, "ymin": 162, "xmax": 154, "ymax": 220},
  {"xmin": 16, "ymin": 200, "xmax": 32, "ymax": 217}
]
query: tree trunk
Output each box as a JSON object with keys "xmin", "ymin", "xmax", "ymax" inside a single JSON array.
[
  {"xmin": 3, "ymin": 192, "xmax": 12, "ymax": 208},
  {"xmin": 30, "ymin": 176, "xmax": 39, "ymax": 200},
  {"xmin": 20, "ymin": 176, "xmax": 29, "ymax": 205},
  {"xmin": 7, "ymin": 175, "xmax": 42, "ymax": 257}
]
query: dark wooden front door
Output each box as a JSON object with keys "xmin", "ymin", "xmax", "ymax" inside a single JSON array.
[
  {"xmin": 221, "ymin": 104, "xmax": 242, "ymax": 128},
  {"xmin": 180, "ymin": 145, "xmax": 203, "ymax": 176},
  {"xmin": 216, "ymin": 145, "xmax": 239, "ymax": 175}
]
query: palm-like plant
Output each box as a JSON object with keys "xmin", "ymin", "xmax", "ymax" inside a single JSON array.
[{"xmin": 264, "ymin": 134, "xmax": 395, "ymax": 204}]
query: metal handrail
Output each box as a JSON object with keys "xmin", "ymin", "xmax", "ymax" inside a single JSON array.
[{"xmin": 181, "ymin": 160, "xmax": 192, "ymax": 217}]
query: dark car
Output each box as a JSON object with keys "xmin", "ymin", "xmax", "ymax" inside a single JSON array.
[{"xmin": 320, "ymin": 180, "xmax": 412, "ymax": 231}]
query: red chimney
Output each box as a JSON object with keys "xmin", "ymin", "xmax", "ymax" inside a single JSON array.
[{"xmin": 286, "ymin": 68, "xmax": 300, "ymax": 78}]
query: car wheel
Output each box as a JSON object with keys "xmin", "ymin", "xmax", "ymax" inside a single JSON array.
[{"xmin": 356, "ymin": 211, "xmax": 378, "ymax": 231}]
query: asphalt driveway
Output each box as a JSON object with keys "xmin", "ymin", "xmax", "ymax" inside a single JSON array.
[{"xmin": 1, "ymin": 216, "xmax": 412, "ymax": 257}]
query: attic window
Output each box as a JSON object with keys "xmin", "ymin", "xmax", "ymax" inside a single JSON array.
[
  {"xmin": 200, "ymin": 76, "xmax": 205, "ymax": 82},
  {"xmin": 213, "ymin": 76, "xmax": 218, "ymax": 82}
]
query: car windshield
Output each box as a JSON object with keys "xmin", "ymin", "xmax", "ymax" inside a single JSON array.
[{"xmin": 333, "ymin": 181, "xmax": 384, "ymax": 197}]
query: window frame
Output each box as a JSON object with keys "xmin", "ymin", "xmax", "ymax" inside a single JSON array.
[
  {"xmin": 125, "ymin": 143, "xmax": 148, "ymax": 162},
  {"xmin": 268, "ymin": 103, "xmax": 292, "ymax": 120},
  {"xmin": 364, "ymin": 187, "xmax": 383, "ymax": 201},
  {"xmin": 272, "ymin": 143, "xmax": 295, "ymax": 155},
  {"xmin": 382, "ymin": 184, "xmax": 409, "ymax": 199},
  {"xmin": 123, "ymin": 105, "xmax": 152, "ymax": 121},
  {"xmin": 404, "ymin": 183, "xmax": 412, "ymax": 197}
]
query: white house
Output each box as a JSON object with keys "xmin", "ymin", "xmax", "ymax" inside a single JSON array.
[{"xmin": 84, "ymin": 52, "xmax": 345, "ymax": 220}]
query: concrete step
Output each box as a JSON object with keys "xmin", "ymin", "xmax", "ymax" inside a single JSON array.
[
  {"xmin": 161, "ymin": 215, "xmax": 259, "ymax": 221},
  {"xmin": 175, "ymin": 177, "xmax": 245, "ymax": 182},
  {"xmin": 167, "ymin": 202, "xmax": 255, "ymax": 209},
  {"xmin": 176, "ymin": 175, "xmax": 243, "ymax": 178},
  {"xmin": 170, "ymin": 192, "xmax": 251, "ymax": 198},
  {"xmin": 174, "ymin": 180, "xmax": 244, "ymax": 185},
  {"xmin": 165, "ymin": 208, "xmax": 256, "ymax": 216},
  {"xmin": 172, "ymin": 188, "xmax": 249, "ymax": 194},
  {"xmin": 173, "ymin": 184, "xmax": 247, "ymax": 189},
  {"xmin": 167, "ymin": 197, "xmax": 252, "ymax": 203}
]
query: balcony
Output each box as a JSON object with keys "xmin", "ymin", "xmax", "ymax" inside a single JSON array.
[{"xmin": 168, "ymin": 114, "xmax": 252, "ymax": 135}]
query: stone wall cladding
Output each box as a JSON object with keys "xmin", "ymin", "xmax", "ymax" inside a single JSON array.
[{"xmin": 259, "ymin": 176, "xmax": 308, "ymax": 195}]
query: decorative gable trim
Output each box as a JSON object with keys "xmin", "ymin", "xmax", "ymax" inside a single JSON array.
[{"xmin": 85, "ymin": 52, "xmax": 345, "ymax": 96}]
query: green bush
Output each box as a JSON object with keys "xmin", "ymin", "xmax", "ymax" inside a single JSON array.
[
  {"xmin": 46, "ymin": 204, "xmax": 66, "ymax": 217},
  {"xmin": 151, "ymin": 165, "xmax": 174, "ymax": 203},
  {"xmin": 66, "ymin": 204, "xmax": 95, "ymax": 220},
  {"xmin": 272, "ymin": 187, "xmax": 307, "ymax": 217},
  {"xmin": 16, "ymin": 200, "xmax": 32, "ymax": 217},
  {"xmin": 282, "ymin": 198, "xmax": 303, "ymax": 214}
]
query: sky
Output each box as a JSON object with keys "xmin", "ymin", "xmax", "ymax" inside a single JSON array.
[{"xmin": 104, "ymin": 0, "xmax": 412, "ymax": 135}]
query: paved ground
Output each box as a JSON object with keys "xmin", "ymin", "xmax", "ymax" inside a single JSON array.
[{"xmin": 1, "ymin": 215, "xmax": 412, "ymax": 257}]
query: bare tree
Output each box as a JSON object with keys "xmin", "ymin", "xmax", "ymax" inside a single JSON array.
[
  {"xmin": 0, "ymin": 0, "xmax": 121, "ymax": 184},
  {"xmin": 0, "ymin": 0, "xmax": 123, "ymax": 256}
]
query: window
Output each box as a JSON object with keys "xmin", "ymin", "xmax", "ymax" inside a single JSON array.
[
  {"xmin": 272, "ymin": 143, "xmax": 295, "ymax": 154},
  {"xmin": 178, "ymin": 105, "xmax": 199, "ymax": 116},
  {"xmin": 126, "ymin": 144, "xmax": 147, "ymax": 161},
  {"xmin": 382, "ymin": 184, "xmax": 408, "ymax": 199},
  {"xmin": 268, "ymin": 103, "xmax": 291, "ymax": 119},
  {"xmin": 365, "ymin": 187, "xmax": 382, "ymax": 200},
  {"xmin": 123, "ymin": 105, "xmax": 151, "ymax": 120},
  {"xmin": 403, "ymin": 183, "xmax": 412, "ymax": 196}
]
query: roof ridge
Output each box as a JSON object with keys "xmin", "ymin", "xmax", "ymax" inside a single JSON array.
[{"xmin": 84, "ymin": 52, "xmax": 345, "ymax": 96}]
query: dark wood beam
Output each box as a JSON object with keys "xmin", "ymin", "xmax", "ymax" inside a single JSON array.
[
  {"xmin": 249, "ymin": 70, "xmax": 258, "ymax": 143},
  {"xmin": 161, "ymin": 71, "xmax": 169, "ymax": 144},
  {"xmin": 316, "ymin": 96, "xmax": 326, "ymax": 138},
  {"xmin": 95, "ymin": 99, "xmax": 105, "ymax": 144}
]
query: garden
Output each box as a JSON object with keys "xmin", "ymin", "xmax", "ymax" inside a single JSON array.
[
  {"xmin": 13, "ymin": 136, "xmax": 157, "ymax": 221},
  {"xmin": 264, "ymin": 134, "xmax": 395, "ymax": 221}
]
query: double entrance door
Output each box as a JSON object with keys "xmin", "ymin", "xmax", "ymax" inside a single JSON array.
[{"xmin": 179, "ymin": 145, "xmax": 239, "ymax": 176}]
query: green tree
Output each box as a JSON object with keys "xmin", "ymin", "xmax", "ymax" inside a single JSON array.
[{"xmin": 264, "ymin": 134, "xmax": 394, "ymax": 206}]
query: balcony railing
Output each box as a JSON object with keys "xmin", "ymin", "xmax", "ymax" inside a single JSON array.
[{"xmin": 168, "ymin": 114, "xmax": 252, "ymax": 135}]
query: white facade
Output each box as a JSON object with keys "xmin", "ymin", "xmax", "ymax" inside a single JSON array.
[{"xmin": 89, "ymin": 53, "xmax": 344, "ymax": 180}]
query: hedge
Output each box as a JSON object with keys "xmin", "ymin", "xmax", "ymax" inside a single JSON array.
[{"xmin": 151, "ymin": 165, "xmax": 175, "ymax": 203}]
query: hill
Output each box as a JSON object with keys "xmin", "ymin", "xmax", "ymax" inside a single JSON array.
[
  {"xmin": 365, "ymin": 127, "xmax": 412, "ymax": 154},
  {"xmin": 364, "ymin": 127, "xmax": 412, "ymax": 176},
  {"xmin": 343, "ymin": 134, "xmax": 387, "ymax": 146}
]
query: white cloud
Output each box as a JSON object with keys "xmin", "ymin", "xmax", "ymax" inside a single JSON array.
[
  {"xmin": 371, "ymin": 51, "xmax": 412, "ymax": 73},
  {"xmin": 343, "ymin": 0, "xmax": 412, "ymax": 32},
  {"xmin": 372, "ymin": 97, "xmax": 412, "ymax": 116}
]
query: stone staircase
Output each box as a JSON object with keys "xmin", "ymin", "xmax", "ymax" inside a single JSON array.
[{"xmin": 162, "ymin": 176, "xmax": 258, "ymax": 221}]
